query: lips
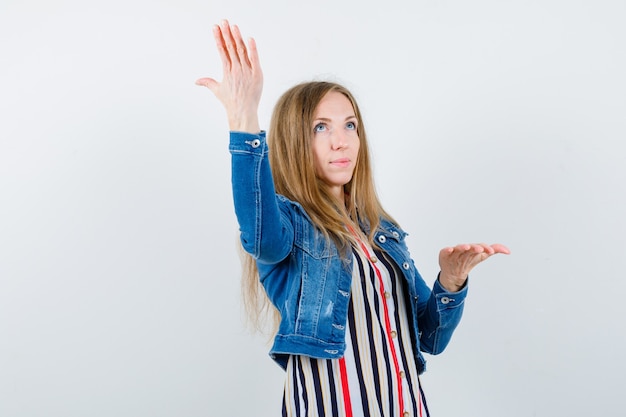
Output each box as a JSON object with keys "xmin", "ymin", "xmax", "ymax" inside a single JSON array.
[{"xmin": 330, "ymin": 158, "xmax": 351, "ymax": 167}]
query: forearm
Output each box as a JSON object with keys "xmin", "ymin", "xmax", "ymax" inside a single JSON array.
[{"xmin": 230, "ymin": 131, "xmax": 293, "ymax": 263}]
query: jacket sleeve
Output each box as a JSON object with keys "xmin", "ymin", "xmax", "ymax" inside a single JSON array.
[
  {"xmin": 416, "ymin": 274, "xmax": 469, "ymax": 355},
  {"xmin": 229, "ymin": 131, "xmax": 294, "ymax": 264}
]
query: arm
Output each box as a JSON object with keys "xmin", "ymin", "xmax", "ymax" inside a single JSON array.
[
  {"xmin": 229, "ymin": 131, "xmax": 294, "ymax": 263},
  {"xmin": 197, "ymin": 21, "xmax": 293, "ymax": 263}
]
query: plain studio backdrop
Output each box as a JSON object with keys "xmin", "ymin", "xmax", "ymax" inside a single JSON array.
[{"xmin": 1, "ymin": 0, "xmax": 625, "ymax": 416}]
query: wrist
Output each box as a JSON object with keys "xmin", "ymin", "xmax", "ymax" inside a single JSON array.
[
  {"xmin": 227, "ymin": 108, "xmax": 260, "ymax": 133},
  {"xmin": 438, "ymin": 272, "xmax": 467, "ymax": 293},
  {"xmin": 228, "ymin": 118, "xmax": 260, "ymax": 133}
]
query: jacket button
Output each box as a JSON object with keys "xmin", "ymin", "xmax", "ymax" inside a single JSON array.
[
  {"xmin": 377, "ymin": 235, "xmax": 387, "ymax": 243},
  {"xmin": 392, "ymin": 231, "xmax": 400, "ymax": 238},
  {"xmin": 402, "ymin": 262, "xmax": 410, "ymax": 270},
  {"xmin": 250, "ymin": 139, "xmax": 261, "ymax": 148},
  {"xmin": 441, "ymin": 297, "xmax": 450, "ymax": 304}
]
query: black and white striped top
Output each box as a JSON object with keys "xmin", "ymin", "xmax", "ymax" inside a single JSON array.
[{"xmin": 282, "ymin": 236, "xmax": 430, "ymax": 417}]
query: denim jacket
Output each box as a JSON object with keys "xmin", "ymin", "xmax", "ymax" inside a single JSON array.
[{"xmin": 229, "ymin": 131, "xmax": 468, "ymax": 373}]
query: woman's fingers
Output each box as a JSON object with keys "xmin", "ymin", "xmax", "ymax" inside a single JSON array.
[
  {"xmin": 439, "ymin": 242, "xmax": 510, "ymax": 276},
  {"xmin": 212, "ymin": 24, "xmax": 231, "ymax": 71},
  {"xmin": 491, "ymin": 243, "xmax": 511, "ymax": 254},
  {"xmin": 446, "ymin": 243, "xmax": 510, "ymax": 256},
  {"xmin": 211, "ymin": 20, "xmax": 243, "ymax": 71},
  {"xmin": 212, "ymin": 20, "xmax": 260, "ymax": 78},
  {"xmin": 231, "ymin": 24, "xmax": 251, "ymax": 68},
  {"xmin": 219, "ymin": 20, "xmax": 243, "ymax": 68},
  {"xmin": 247, "ymin": 37, "xmax": 261, "ymax": 72}
]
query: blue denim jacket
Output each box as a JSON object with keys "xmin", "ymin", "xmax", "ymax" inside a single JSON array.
[{"xmin": 229, "ymin": 131, "xmax": 468, "ymax": 373}]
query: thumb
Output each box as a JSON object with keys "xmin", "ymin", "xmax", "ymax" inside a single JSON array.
[{"xmin": 195, "ymin": 77, "xmax": 219, "ymax": 91}]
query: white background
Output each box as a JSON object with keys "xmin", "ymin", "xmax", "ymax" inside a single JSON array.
[{"xmin": 1, "ymin": 0, "xmax": 625, "ymax": 416}]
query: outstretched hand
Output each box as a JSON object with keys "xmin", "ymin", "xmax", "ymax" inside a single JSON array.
[
  {"xmin": 438, "ymin": 243, "xmax": 510, "ymax": 292},
  {"xmin": 195, "ymin": 20, "xmax": 263, "ymax": 133}
]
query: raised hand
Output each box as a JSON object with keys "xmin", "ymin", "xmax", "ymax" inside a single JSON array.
[
  {"xmin": 438, "ymin": 243, "xmax": 510, "ymax": 292},
  {"xmin": 196, "ymin": 20, "xmax": 263, "ymax": 133}
]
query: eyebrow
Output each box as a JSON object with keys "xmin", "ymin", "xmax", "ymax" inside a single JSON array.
[{"xmin": 313, "ymin": 115, "xmax": 357, "ymax": 123}]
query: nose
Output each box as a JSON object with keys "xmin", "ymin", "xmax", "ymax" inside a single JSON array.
[{"xmin": 330, "ymin": 129, "xmax": 347, "ymax": 150}]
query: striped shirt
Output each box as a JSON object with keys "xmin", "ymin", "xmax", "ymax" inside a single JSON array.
[{"xmin": 282, "ymin": 236, "xmax": 430, "ymax": 417}]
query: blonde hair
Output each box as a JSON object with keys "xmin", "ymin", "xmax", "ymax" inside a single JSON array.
[{"xmin": 241, "ymin": 81, "xmax": 396, "ymax": 334}]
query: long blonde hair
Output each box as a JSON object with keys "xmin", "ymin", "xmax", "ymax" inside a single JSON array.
[{"xmin": 241, "ymin": 81, "xmax": 396, "ymax": 334}]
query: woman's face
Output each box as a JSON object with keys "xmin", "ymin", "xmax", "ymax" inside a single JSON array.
[{"xmin": 310, "ymin": 91, "xmax": 361, "ymax": 201}]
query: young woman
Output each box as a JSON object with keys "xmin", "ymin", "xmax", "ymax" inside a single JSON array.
[{"xmin": 196, "ymin": 20, "xmax": 509, "ymax": 417}]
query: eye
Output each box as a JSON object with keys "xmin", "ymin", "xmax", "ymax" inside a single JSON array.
[
  {"xmin": 346, "ymin": 121, "xmax": 357, "ymax": 130},
  {"xmin": 314, "ymin": 123, "xmax": 327, "ymax": 133}
]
